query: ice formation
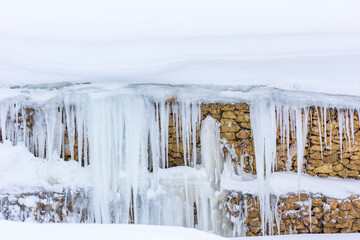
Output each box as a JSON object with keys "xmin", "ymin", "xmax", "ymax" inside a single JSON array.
[{"xmin": 1, "ymin": 84, "xmax": 360, "ymax": 237}]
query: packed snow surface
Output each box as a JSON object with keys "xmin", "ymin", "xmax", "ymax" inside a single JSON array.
[{"xmin": 1, "ymin": 220, "xmax": 360, "ymax": 240}]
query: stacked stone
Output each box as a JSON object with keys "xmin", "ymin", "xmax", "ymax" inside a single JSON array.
[
  {"xmin": 168, "ymin": 111, "xmax": 186, "ymax": 167},
  {"xmin": 197, "ymin": 104, "xmax": 360, "ymax": 179},
  {"xmin": 0, "ymin": 191, "xmax": 90, "ymax": 223},
  {"xmin": 275, "ymin": 110, "xmax": 310, "ymax": 172},
  {"xmin": 305, "ymin": 108, "xmax": 360, "ymax": 179},
  {"xmin": 167, "ymin": 104, "xmax": 201, "ymax": 168},
  {"xmin": 200, "ymin": 103, "xmax": 256, "ymax": 174},
  {"xmin": 225, "ymin": 192, "xmax": 360, "ymax": 236},
  {"xmin": 0, "ymin": 106, "xmax": 88, "ymax": 165},
  {"xmin": 63, "ymin": 128, "xmax": 88, "ymax": 166},
  {"xmin": 0, "ymin": 106, "xmax": 34, "ymax": 144}
]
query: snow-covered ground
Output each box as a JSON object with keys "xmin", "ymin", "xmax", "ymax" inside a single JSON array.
[
  {"xmin": 1, "ymin": 220, "xmax": 360, "ymax": 240},
  {"xmin": 0, "ymin": 1, "xmax": 360, "ymax": 96}
]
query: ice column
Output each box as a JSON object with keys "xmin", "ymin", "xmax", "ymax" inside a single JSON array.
[
  {"xmin": 201, "ymin": 115, "xmax": 223, "ymax": 189},
  {"xmin": 250, "ymin": 100, "xmax": 277, "ymax": 235}
]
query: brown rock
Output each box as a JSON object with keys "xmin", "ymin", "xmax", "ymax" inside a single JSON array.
[
  {"xmin": 220, "ymin": 123, "xmax": 240, "ymax": 133},
  {"xmin": 310, "ymin": 145, "xmax": 324, "ymax": 151},
  {"xmin": 353, "ymin": 200, "xmax": 360, "ymax": 209},
  {"xmin": 309, "ymin": 160, "xmax": 324, "ymax": 167},
  {"xmin": 336, "ymin": 220, "xmax": 353, "ymax": 229},
  {"xmin": 330, "ymin": 210, "xmax": 339, "ymax": 219},
  {"xmin": 339, "ymin": 210, "xmax": 349, "ymax": 218},
  {"xmin": 324, "ymin": 214, "xmax": 331, "ymax": 222},
  {"xmin": 324, "ymin": 153, "xmax": 339, "ymax": 163},
  {"xmin": 349, "ymin": 170, "xmax": 359, "ymax": 177},
  {"xmin": 220, "ymin": 132, "xmax": 236, "ymax": 140},
  {"xmin": 312, "ymin": 198, "xmax": 323, "ymax": 207},
  {"xmin": 338, "ymin": 169, "xmax": 350, "ymax": 178},
  {"xmin": 222, "ymin": 111, "xmax": 237, "ymax": 119},
  {"xmin": 349, "ymin": 209, "xmax": 360, "ymax": 218},
  {"xmin": 353, "ymin": 221, "xmax": 360, "ymax": 231},
  {"xmin": 219, "ymin": 118, "xmax": 233, "ymax": 125},
  {"xmin": 310, "ymin": 152, "xmax": 322, "ymax": 160},
  {"xmin": 313, "ymin": 163, "xmax": 332, "ymax": 174},
  {"xmin": 249, "ymin": 219, "xmax": 262, "ymax": 227},
  {"xmin": 333, "ymin": 163, "xmax": 344, "ymax": 171},
  {"xmin": 324, "ymin": 221, "xmax": 336, "ymax": 228},
  {"xmin": 236, "ymin": 131, "xmax": 250, "ymax": 139},
  {"xmin": 236, "ymin": 114, "xmax": 250, "ymax": 122},
  {"xmin": 347, "ymin": 164, "xmax": 360, "ymax": 171},
  {"xmin": 247, "ymin": 209, "xmax": 260, "ymax": 218},
  {"xmin": 220, "ymin": 104, "xmax": 236, "ymax": 111},
  {"xmin": 328, "ymin": 199, "xmax": 339, "ymax": 210},
  {"xmin": 313, "ymin": 207, "xmax": 323, "ymax": 213},
  {"xmin": 323, "ymin": 227, "xmax": 340, "ymax": 233},
  {"xmin": 240, "ymin": 122, "xmax": 251, "ymax": 130},
  {"xmin": 339, "ymin": 201, "xmax": 353, "ymax": 211},
  {"xmin": 336, "ymin": 217, "xmax": 347, "ymax": 224}
]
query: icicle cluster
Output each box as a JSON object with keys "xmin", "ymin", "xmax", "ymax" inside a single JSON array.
[
  {"xmin": 2, "ymin": 87, "xmax": 360, "ymax": 237},
  {"xmin": 87, "ymin": 95, "xmax": 220, "ymax": 232},
  {"xmin": 0, "ymin": 95, "xmax": 89, "ymax": 167}
]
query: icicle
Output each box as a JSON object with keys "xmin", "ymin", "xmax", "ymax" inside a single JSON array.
[
  {"xmin": 323, "ymin": 107, "xmax": 327, "ymax": 149},
  {"xmin": 44, "ymin": 102, "xmax": 62, "ymax": 161},
  {"xmin": 191, "ymin": 103, "xmax": 200, "ymax": 167},
  {"xmin": 350, "ymin": 109, "xmax": 355, "ymax": 147},
  {"xmin": 329, "ymin": 108, "xmax": 333, "ymax": 151},
  {"xmin": 76, "ymin": 99, "xmax": 84, "ymax": 166},
  {"xmin": 338, "ymin": 110, "xmax": 343, "ymax": 159},
  {"xmin": 250, "ymin": 100, "xmax": 277, "ymax": 235},
  {"xmin": 0, "ymin": 102, "xmax": 8, "ymax": 142},
  {"xmin": 201, "ymin": 116, "xmax": 223, "ymax": 189},
  {"xmin": 345, "ymin": 109, "xmax": 351, "ymax": 152},
  {"xmin": 308, "ymin": 195, "xmax": 312, "ymax": 233},
  {"xmin": 315, "ymin": 107, "xmax": 323, "ymax": 160},
  {"xmin": 295, "ymin": 107, "xmax": 309, "ymax": 191},
  {"xmin": 159, "ymin": 102, "xmax": 170, "ymax": 168},
  {"xmin": 284, "ymin": 107, "xmax": 291, "ymax": 171}
]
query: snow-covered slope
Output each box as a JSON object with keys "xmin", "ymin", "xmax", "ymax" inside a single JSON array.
[{"xmin": 1, "ymin": 0, "xmax": 360, "ymax": 96}]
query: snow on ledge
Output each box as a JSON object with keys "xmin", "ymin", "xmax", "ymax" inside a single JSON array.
[
  {"xmin": 221, "ymin": 171, "xmax": 360, "ymax": 199},
  {"xmin": 0, "ymin": 141, "xmax": 91, "ymax": 194}
]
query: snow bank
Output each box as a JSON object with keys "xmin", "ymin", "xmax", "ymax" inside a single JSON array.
[
  {"xmin": 0, "ymin": 1, "xmax": 360, "ymax": 95},
  {"xmin": 0, "ymin": 141, "xmax": 91, "ymax": 194}
]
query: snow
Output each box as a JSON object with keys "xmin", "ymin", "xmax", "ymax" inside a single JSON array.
[
  {"xmin": 221, "ymin": 171, "xmax": 360, "ymax": 200},
  {"xmin": 0, "ymin": 141, "xmax": 90, "ymax": 194},
  {"xmin": 1, "ymin": 0, "xmax": 359, "ymax": 40},
  {"xmin": 1, "ymin": 34, "xmax": 360, "ymax": 97},
  {"xmin": 1, "ymin": 1, "xmax": 360, "ymax": 236},
  {"xmin": 1, "ymin": 220, "xmax": 360, "ymax": 240},
  {"xmin": 0, "ymin": 1, "xmax": 360, "ymax": 95}
]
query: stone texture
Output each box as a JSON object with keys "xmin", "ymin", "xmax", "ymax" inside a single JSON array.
[{"xmin": 225, "ymin": 192, "xmax": 360, "ymax": 236}]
